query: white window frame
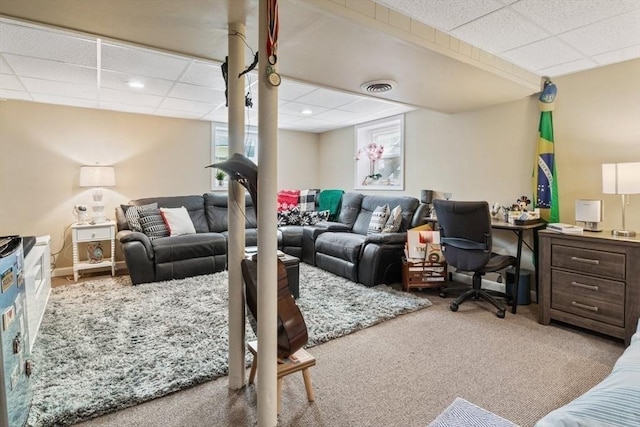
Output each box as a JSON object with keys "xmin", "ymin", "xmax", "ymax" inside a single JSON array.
[
  {"xmin": 210, "ymin": 122, "xmax": 258, "ymax": 190},
  {"xmin": 354, "ymin": 114, "xmax": 404, "ymax": 190}
]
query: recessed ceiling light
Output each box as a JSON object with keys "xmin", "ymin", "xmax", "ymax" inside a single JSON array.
[
  {"xmin": 301, "ymin": 109, "xmax": 313, "ymax": 115},
  {"xmin": 128, "ymin": 81, "xmax": 145, "ymax": 89},
  {"xmin": 360, "ymin": 79, "xmax": 397, "ymax": 93}
]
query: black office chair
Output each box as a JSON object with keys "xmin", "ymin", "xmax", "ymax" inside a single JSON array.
[{"xmin": 433, "ymin": 200, "xmax": 518, "ymax": 318}]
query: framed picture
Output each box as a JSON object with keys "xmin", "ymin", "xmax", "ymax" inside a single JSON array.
[{"xmin": 354, "ymin": 114, "xmax": 404, "ymax": 190}]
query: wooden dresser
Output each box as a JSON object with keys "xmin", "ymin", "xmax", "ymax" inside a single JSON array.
[{"xmin": 538, "ymin": 230, "xmax": 640, "ymax": 345}]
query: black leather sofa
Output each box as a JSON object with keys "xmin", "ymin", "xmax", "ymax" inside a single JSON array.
[{"xmin": 116, "ymin": 192, "xmax": 426, "ymax": 287}]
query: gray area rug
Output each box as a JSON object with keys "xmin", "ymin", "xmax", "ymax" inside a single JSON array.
[
  {"xmin": 27, "ymin": 264, "xmax": 431, "ymax": 426},
  {"xmin": 428, "ymin": 398, "xmax": 519, "ymax": 427}
]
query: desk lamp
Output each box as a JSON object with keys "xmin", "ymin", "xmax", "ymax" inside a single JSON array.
[
  {"xmin": 602, "ymin": 162, "xmax": 640, "ymax": 237},
  {"xmin": 79, "ymin": 165, "xmax": 116, "ymax": 223}
]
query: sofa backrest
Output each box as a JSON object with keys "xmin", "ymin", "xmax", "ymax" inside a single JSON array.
[
  {"xmin": 204, "ymin": 192, "xmax": 257, "ymax": 232},
  {"xmin": 351, "ymin": 195, "xmax": 420, "ymax": 235},
  {"xmin": 335, "ymin": 193, "xmax": 364, "ymax": 229},
  {"xmin": 116, "ymin": 195, "xmax": 208, "ymax": 233}
]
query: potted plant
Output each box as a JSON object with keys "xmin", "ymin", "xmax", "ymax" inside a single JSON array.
[{"xmin": 215, "ymin": 170, "xmax": 226, "ymax": 186}]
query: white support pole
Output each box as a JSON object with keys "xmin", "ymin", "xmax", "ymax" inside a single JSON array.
[
  {"xmin": 227, "ymin": 22, "xmax": 247, "ymax": 390},
  {"xmin": 257, "ymin": 0, "xmax": 279, "ymax": 425}
]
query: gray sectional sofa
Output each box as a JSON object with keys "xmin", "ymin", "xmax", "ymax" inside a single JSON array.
[{"xmin": 116, "ymin": 191, "xmax": 427, "ymax": 286}]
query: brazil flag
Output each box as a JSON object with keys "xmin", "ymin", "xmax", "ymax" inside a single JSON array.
[{"xmin": 534, "ymin": 81, "xmax": 559, "ymax": 223}]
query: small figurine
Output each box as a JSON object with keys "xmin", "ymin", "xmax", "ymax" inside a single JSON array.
[{"xmin": 517, "ymin": 196, "xmax": 531, "ymax": 211}]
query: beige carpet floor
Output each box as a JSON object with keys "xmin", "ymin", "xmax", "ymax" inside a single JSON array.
[{"xmin": 74, "ymin": 286, "xmax": 625, "ymax": 427}]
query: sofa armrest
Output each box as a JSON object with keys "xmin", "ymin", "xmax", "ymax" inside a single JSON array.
[
  {"xmin": 364, "ymin": 232, "xmax": 406, "ymax": 245},
  {"xmin": 316, "ymin": 221, "xmax": 351, "ymax": 232},
  {"xmin": 117, "ymin": 230, "xmax": 153, "ymax": 258}
]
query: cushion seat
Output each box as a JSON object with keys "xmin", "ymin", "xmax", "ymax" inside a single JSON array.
[{"xmin": 153, "ymin": 233, "xmax": 226, "ymax": 263}]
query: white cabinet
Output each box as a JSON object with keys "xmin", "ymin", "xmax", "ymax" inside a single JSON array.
[
  {"xmin": 71, "ymin": 222, "xmax": 116, "ymax": 281},
  {"xmin": 24, "ymin": 235, "xmax": 51, "ymax": 351}
]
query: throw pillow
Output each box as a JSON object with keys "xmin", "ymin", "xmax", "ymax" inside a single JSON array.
[
  {"xmin": 122, "ymin": 202, "xmax": 158, "ymax": 232},
  {"xmin": 139, "ymin": 209, "xmax": 170, "ymax": 240},
  {"xmin": 160, "ymin": 206, "xmax": 196, "ymax": 236},
  {"xmin": 298, "ymin": 189, "xmax": 320, "ymax": 213},
  {"xmin": 382, "ymin": 205, "xmax": 403, "ymax": 233},
  {"xmin": 367, "ymin": 204, "xmax": 390, "ymax": 235},
  {"xmin": 299, "ymin": 209, "xmax": 330, "ymax": 226},
  {"xmin": 277, "ymin": 189, "xmax": 300, "ymax": 212},
  {"xmin": 277, "ymin": 206, "xmax": 301, "ymax": 226}
]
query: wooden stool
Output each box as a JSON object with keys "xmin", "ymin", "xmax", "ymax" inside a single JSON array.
[{"xmin": 247, "ymin": 340, "xmax": 315, "ymax": 414}]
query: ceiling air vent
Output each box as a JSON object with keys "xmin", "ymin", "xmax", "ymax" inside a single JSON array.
[{"xmin": 360, "ymin": 80, "xmax": 397, "ymax": 93}]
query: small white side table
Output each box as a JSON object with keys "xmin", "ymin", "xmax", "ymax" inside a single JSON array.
[{"xmin": 71, "ymin": 221, "xmax": 116, "ymax": 281}]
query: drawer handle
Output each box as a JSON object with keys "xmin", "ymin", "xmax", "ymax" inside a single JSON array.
[
  {"xmin": 570, "ymin": 281, "xmax": 599, "ymax": 291},
  {"xmin": 571, "ymin": 301, "xmax": 599, "ymax": 312},
  {"xmin": 570, "ymin": 256, "xmax": 599, "ymax": 265}
]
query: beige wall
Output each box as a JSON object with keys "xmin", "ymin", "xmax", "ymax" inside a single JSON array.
[
  {"xmin": 319, "ymin": 59, "xmax": 640, "ymax": 233},
  {"xmin": 0, "ymin": 101, "xmax": 319, "ymax": 271}
]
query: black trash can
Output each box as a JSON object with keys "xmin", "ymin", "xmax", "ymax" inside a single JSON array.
[{"xmin": 505, "ymin": 267, "xmax": 531, "ymax": 305}]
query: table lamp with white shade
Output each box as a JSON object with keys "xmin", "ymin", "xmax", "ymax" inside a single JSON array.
[
  {"xmin": 602, "ymin": 162, "xmax": 640, "ymax": 237},
  {"xmin": 79, "ymin": 165, "xmax": 116, "ymax": 223}
]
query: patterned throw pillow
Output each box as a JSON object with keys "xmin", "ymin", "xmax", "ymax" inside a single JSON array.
[
  {"xmin": 367, "ymin": 204, "xmax": 390, "ymax": 235},
  {"xmin": 382, "ymin": 205, "xmax": 403, "ymax": 233},
  {"xmin": 277, "ymin": 190, "xmax": 300, "ymax": 212},
  {"xmin": 299, "ymin": 189, "xmax": 319, "ymax": 213},
  {"xmin": 139, "ymin": 209, "xmax": 170, "ymax": 240},
  {"xmin": 277, "ymin": 206, "xmax": 301, "ymax": 226},
  {"xmin": 122, "ymin": 202, "xmax": 158, "ymax": 232},
  {"xmin": 299, "ymin": 209, "xmax": 330, "ymax": 226}
]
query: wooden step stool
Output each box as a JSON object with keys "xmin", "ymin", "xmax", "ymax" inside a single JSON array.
[{"xmin": 247, "ymin": 340, "xmax": 315, "ymax": 414}]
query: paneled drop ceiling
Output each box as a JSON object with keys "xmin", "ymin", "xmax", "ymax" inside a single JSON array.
[{"xmin": 0, "ymin": 0, "xmax": 638, "ymax": 133}]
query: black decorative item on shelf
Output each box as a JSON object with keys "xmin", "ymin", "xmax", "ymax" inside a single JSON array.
[{"xmin": 420, "ymin": 190, "xmax": 434, "ymax": 205}]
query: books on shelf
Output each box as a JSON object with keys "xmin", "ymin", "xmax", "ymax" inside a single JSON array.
[{"xmin": 547, "ymin": 223, "xmax": 584, "ymax": 233}]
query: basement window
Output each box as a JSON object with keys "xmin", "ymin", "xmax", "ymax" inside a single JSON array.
[{"xmin": 211, "ymin": 122, "xmax": 258, "ymax": 190}]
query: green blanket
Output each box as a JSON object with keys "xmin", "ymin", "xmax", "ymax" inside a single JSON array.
[{"xmin": 318, "ymin": 189, "xmax": 344, "ymax": 221}]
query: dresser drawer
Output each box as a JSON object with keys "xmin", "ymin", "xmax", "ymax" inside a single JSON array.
[
  {"xmin": 551, "ymin": 270, "xmax": 624, "ymax": 305},
  {"xmin": 552, "ymin": 290, "xmax": 624, "ymax": 327},
  {"xmin": 552, "ymin": 245, "xmax": 625, "ymax": 279},
  {"xmin": 75, "ymin": 226, "xmax": 113, "ymax": 241}
]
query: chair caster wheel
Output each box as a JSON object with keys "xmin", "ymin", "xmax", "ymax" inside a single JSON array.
[
  {"xmin": 496, "ymin": 309, "xmax": 505, "ymax": 319},
  {"xmin": 450, "ymin": 302, "xmax": 459, "ymax": 312},
  {"xmin": 439, "ymin": 292, "xmax": 448, "ymax": 298}
]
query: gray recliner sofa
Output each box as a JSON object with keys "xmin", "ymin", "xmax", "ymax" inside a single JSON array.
[
  {"xmin": 115, "ymin": 193, "xmax": 258, "ymax": 285},
  {"xmin": 292, "ymin": 193, "xmax": 428, "ymax": 287}
]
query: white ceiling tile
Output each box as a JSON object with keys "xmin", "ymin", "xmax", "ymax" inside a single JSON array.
[
  {"xmin": 201, "ymin": 107, "xmax": 229, "ymax": 122},
  {"xmin": 30, "ymin": 94, "xmax": 98, "ymax": 109},
  {"xmin": 559, "ymin": 10, "xmax": 640, "ymax": 56},
  {"xmin": 100, "ymin": 70, "xmax": 174, "ymax": 96},
  {"xmin": 313, "ymin": 109, "xmax": 353, "ymax": 122},
  {"xmin": 180, "ymin": 60, "xmax": 226, "ymax": 90},
  {"xmin": 593, "ymin": 45, "xmax": 640, "ymax": 66},
  {"xmin": 4, "ymin": 54, "xmax": 96, "ymax": 86},
  {"xmin": 0, "ymin": 21, "xmax": 96, "ymax": 66},
  {"xmin": 154, "ymin": 108, "xmax": 206, "ymax": 120},
  {"xmin": 294, "ymin": 87, "xmax": 363, "ymax": 108},
  {"xmin": 452, "ymin": 8, "xmax": 550, "ymax": 53},
  {"xmin": 502, "ymin": 37, "xmax": 584, "ymax": 71},
  {"xmin": 168, "ymin": 82, "xmax": 227, "ymax": 104},
  {"xmin": 21, "ymin": 77, "xmax": 97, "ymax": 99},
  {"xmin": 99, "ymin": 88, "xmax": 163, "ymax": 107},
  {"xmin": 0, "ymin": 73, "xmax": 23, "ymax": 91},
  {"xmin": 159, "ymin": 97, "xmax": 214, "ymax": 113},
  {"xmin": 278, "ymin": 79, "xmax": 317, "ymax": 101},
  {"xmin": 98, "ymin": 102, "xmax": 157, "ymax": 115},
  {"xmin": 279, "ymin": 101, "xmax": 329, "ymax": 116},
  {"xmin": 338, "ymin": 97, "xmax": 400, "ymax": 114},
  {"xmin": 378, "ymin": 0, "xmax": 504, "ymax": 31},
  {"xmin": 537, "ymin": 58, "xmax": 598, "ymax": 77},
  {"xmin": 512, "ymin": 0, "xmax": 639, "ymax": 35},
  {"xmin": 101, "ymin": 42, "xmax": 190, "ymax": 80},
  {"xmin": 0, "ymin": 55, "xmax": 13, "ymax": 74},
  {"xmin": 0, "ymin": 89, "xmax": 30, "ymax": 100},
  {"xmin": 278, "ymin": 113, "xmax": 303, "ymax": 125}
]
